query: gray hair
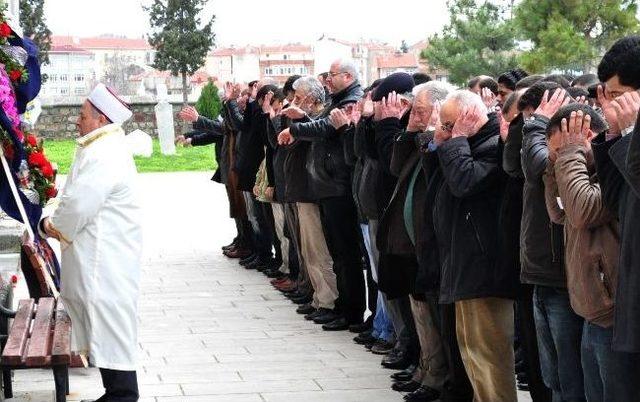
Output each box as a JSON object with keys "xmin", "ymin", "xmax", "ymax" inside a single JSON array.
[
  {"xmin": 292, "ymin": 76, "xmax": 325, "ymax": 104},
  {"xmin": 413, "ymin": 81, "xmax": 456, "ymax": 103},
  {"xmin": 445, "ymin": 90, "xmax": 488, "ymax": 114},
  {"xmin": 334, "ymin": 58, "xmax": 359, "ymax": 81}
]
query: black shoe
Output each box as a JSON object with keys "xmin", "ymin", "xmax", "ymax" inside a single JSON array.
[
  {"xmin": 382, "ymin": 349, "xmax": 412, "ymax": 370},
  {"xmin": 222, "ymin": 239, "xmax": 238, "ymax": 251},
  {"xmin": 391, "ymin": 364, "xmax": 418, "ymax": 382},
  {"xmin": 392, "ymin": 380, "xmax": 421, "ymax": 393},
  {"xmin": 305, "ymin": 308, "xmax": 325, "ymax": 321},
  {"xmin": 370, "ymin": 339, "xmax": 395, "ymax": 355},
  {"xmin": 353, "ymin": 331, "xmax": 376, "ymax": 345},
  {"xmin": 265, "ymin": 269, "xmax": 285, "ymax": 279},
  {"xmin": 403, "ymin": 386, "xmax": 440, "ymax": 402},
  {"xmin": 312, "ymin": 309, "xmax": 339, "ymax": 325},
  {"xmin": 322, "ymin": 317, "xmax": 349, "ymax": 331},
  {"xmin": 239, "ymin": 254, "xmax": 258, "ymax": 266},
  {"xmin": 290, "ymin": 295, "xmax": 312, "ymax": 305},
  {"xmin": 349, "ymin": 317, "xmax": 373, "ymax": 333},
  {"xmin": 296, "ymin": 304, "xmax": 316, "ymax": 315},
  {"xmin": 246, "ymin": 258, "xmax": 267, "ymax": 270}
]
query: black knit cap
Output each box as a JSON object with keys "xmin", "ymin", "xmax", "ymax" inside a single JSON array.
[{"xmin": 372, "ymin": 72, "xmax": 415, "ymax": 101}]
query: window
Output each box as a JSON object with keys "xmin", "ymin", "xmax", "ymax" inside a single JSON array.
[
  {"xmin": 265, "ymin": 67, "xmax": 273, "ymax": 75},
  {"xmin": 49, "ymin": 74, "xmax": 58, "ymax": 82},
  {"xmin": 283, "ymin": 55, "xmax": 288, "ymax": 60},
  {"xmin": 74, "ymin": 74, "xmax": 84, "ymax": 82},
  {"xmin": 60, "ymin": 74, "xmax": 68, "ymax": 82},
  {"xmin": 60, "ymin": 88, "xmax": 69, "ymax": 95},
  {"xmin": 74, "ymin": 87, "xmax": 85, "ymax": 95}
]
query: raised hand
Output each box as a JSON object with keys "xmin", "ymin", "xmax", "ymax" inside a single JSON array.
[
  {"xmin": 281, "ymin": 105, "xmax": 306, "ymax": 120},
  {"xmin": 481, "ymin": 87, "xmax": 497, "ymax": 109},
  {"xmin": 278, "ymin": 128, "xmax": 294, "ymax": 145},
  {"xmin": 262, "ymin": 91, "xmax": 275, "ymax": 117},
  {"xmin": 534, "ymin": 88, "xmax": 570, "ymax": 119},
  {"xmin": 560, "ymin": 110, "xmax": 592, "ymax": 150},
  {"xmin": 597, "ymin": 84, "xmax": 620, "ymax": 136},
  {"xmin": 611, "ymin": 90, "xmax": 640, "ymax": 135},
  {"xmin": 380, "ymin": 92, "xmax": 408, "ymax": 120},
  {"xmin": 451, "ymin": 104, "xmax": 485, "ymax": 138},
  {"xmin": 178, "ymin": 106, "xmax": 199, "ymax": 123},
  {"xmin": 362, "ymin": 92, "xmax": 375, "ymax": 117},
  {"xmin": 329, "ymin": 108, "xmax": 350, "ymax": 129}
]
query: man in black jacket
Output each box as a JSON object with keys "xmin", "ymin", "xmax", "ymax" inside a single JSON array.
[
  {"xmin": 278, "ymin": 59, "xmax": 365, "ymax": 331},
  {"xmin": 519, "ymin": 83, "xmax": 585, "ymax": 402},
  {"xmin": 433, "ymin": 90, "xmax": 518, "ymax": 402},
  {"xmin": 592, "ymin": 36, "xmax": 640, "ymax": 356}
]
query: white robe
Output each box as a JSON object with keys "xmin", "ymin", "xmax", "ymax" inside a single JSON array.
[{"xmin": 42, "ymin": 123, "xmax": 143, "ymax": 371}]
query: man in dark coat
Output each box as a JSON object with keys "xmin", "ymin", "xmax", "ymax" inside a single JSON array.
[
  {"xmin": 592, "ymin": 35, "xmax": 640, "ymax": 354},
  {"xmin": 278, "ymin": 59, "xmax": 365, "ymax": 331},
  {"xmin": 433, "ymin": 90, "xmax": 518, "ymax": 402}
]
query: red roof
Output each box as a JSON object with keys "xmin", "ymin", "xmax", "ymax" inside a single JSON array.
[
  {"xmin": 260, "ymin": 44, "xmax": 311, "ymax": 53},
  {"xmin": 50, "ymin": 44, "xmax": 93, "ymax": 55},
  {"xmin": 377, "ymin": 53, "xmax": 419, "ymax": 69},
  {"xmin": 52, "ymin": 36, "xmax": 152, "ymax": 50}
]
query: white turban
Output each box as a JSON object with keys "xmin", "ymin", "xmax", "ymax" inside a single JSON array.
[{"xmin": 87, "ymin": 83, "xmax": 133, "ymax": 124}]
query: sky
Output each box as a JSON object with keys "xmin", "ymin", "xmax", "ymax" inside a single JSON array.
[{"xmin": 45, "ymin": 0, "xmax": 450, "ymax": 47}]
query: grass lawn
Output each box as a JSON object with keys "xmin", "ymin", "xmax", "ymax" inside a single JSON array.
[{"xmin": 44, "ymin": 138, "xmax": 217, "ymax": 174}]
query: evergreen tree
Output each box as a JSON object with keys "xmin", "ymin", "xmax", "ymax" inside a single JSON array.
[
  {"xmin": 400, "ymin": 40, "xmax": 409, "ymax": 53},
  {"xmin": 195, "ymin": 80, "xmax": 222, "ymax": 120},
  {"xmin": 144, "ymin": 0, "xmax": 215, "ymax": 105},
  {"xmin": 514, "ymin": 0, "xmax": 639, "ymax": 73},
  {"xmin": 19, "ymin": 0, "xmax": 52, "ymax": 77},
  {"xmin": 421, "ymin": 0, "xmax": 519, "ymax": 86}
]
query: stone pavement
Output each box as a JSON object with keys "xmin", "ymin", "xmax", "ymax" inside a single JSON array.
[{"xmin": 4, "ymin": 172, "xmax": 533, "ymax": 401}]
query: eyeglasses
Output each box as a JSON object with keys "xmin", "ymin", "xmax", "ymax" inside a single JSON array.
[{"xmin": 327, "ymin": 71, "xmax": 346, "ymax": 78}]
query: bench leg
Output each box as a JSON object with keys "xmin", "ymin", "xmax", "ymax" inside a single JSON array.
[
  {"xmin": 52, "ymin": 365, "xmax": 68, "ymax": 402},
  {"xmin": 2, "ymin": 369, "xmax": 11, "ymax": 399}
]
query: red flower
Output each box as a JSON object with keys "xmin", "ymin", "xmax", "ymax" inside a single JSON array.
[
  {"xmin": 45, "ymin": 186, "xmax": 58, "ymax": 199},
  {"xmin": 27, "ymin": 151, "xmax": 46, "ymax": 167},
  {"xmin": 10, "ymin": 275, "xmax": 17, "ymax": 284},
  {"xmin": 41, "ymin": 161, "xmax": 54, "ymax": 178},
  {"xmin": 0, "ymin": 23, "xmax": 11, "ymax": 38},
  {"xmin": 2, "ymin": 142, "xmax": 13, "ymax": 160},
  {"xmin": 26, "ymin": 134, "xmax": 38, "ymax": 147},
  {"xmin": 9, "ymin": 70, "xmax": 21, "ymax": 82}
]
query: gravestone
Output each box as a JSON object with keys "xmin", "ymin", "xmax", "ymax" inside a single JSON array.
[{"xmin": 154, "ymin": 83, "xmax": 176, "ymax": 156}]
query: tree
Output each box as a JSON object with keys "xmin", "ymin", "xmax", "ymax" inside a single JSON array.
[
  {"xmin": 19, "ymin": 0, "xmax": 52, "ymax": 77},
  {"xmin": 400, "ymin": 40, "xmax": 409, "ymax": 53},
  {"xmin": 195, "ymin": 80, "xmax": 222, "ymax": 120},
  {"xmin": 514, "ymin": 0, "xmax": 639, "ymax": 73},
  {"xmin": 421, "ymin": 0, "xmax": 519, "ymax": 86},
  {"xmin": 145, "ymin": 0, "xmax": 215, "ymax": 105},
  {"xmin": 103, "ymin": 53, "xmax": 144, "ymax": 96}
]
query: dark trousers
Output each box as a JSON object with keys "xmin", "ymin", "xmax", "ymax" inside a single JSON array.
[
  {"xmin": 243, "ymin": 191, "xmax": 273, "ymax": 259},
  {"xmin": 318, "ymin": 195, "xmax": 366, "ymax": 324},
  {"xmin": 517, "ymin": 284, "xmax": 552, "ymax": 402},
  {"xmin": 439, "ymin": 303, "xmax": 473, "ymax": 402},
  {"xmin": 97, "ymin": 368, "xmax": 138, "ymax": 402},
  {"xmin": 581, "ymin": 321, "xmax": 640, "ymax": 402}
]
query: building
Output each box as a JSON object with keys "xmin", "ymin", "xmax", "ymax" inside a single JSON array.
[
  {"xmin": 376, "ymin": 52, "xmax": 420, "ymax": 78},
  {"xmin": 41, "ymin": 44, "xmax": 95, "ymax": 98},
  {"xmin": 410, "ymin": 40, "xmax": 450, "ymax": 82},
  {"xmin": 259, "ymin": 44, "xmax": 313, "ymax": 84},
  {"xmin": 205, "ymin": 46, "xmax": 260, "ymax": 84}
]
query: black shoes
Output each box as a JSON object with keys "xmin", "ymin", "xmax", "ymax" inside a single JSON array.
[
  {"xmin": 392, "ymin": 380, "xmax": 421, "ymax": 393},
  {"xmin": 305, "ymin": 308, "xmax": 325, "ymax": 321},
  {"xmin": 322, "ymin": 317, "xmax": 350, "ymax": 331},
  {"xmin": 239, "ymin": 254, "xmax": 258, "ymax": 266},
  {"xmin": 403, "ymin": 386, "xmax": 440, "ymax": 401},
  {"xmin": 353, "ymin": 331, "xmax": 376, "ymax": 346},
  {"xmin": 391, "ymin": 364, "xmax": 417, "ymax": 382},
  {"xmin": 290, "ymin": 294, "xmax": 312, "ymax": 305},
  {"xmin": 381, "ymin": 349, "xmax": 412, "ymax": 370},
  {"xmin": 349, "ymin": 316, "xmax": 373, "ymax": 333},
  {"xmin": 312, "ymin": 309, "xmax": 339, "ymax": 325},
  {"xmin": 370, "ymin": 339, "xmax": 394, "ymax": 355},
  {"xmin": 296, "ymin": 304, "xmax": 316, "ymax": 315}
]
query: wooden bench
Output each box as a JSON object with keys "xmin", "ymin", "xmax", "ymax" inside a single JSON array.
[{"xmin": 0, "ymin": 297, "xmax": 71, "ymax": 401}]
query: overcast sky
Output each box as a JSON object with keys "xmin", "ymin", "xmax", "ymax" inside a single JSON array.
[{"xmin": 45, "ymin": 0, "xmax": 450, "ymax": 47}]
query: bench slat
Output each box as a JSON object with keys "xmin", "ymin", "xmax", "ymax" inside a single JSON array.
[
  {"xmin": 51, "ymin": 300, "xmax": 72, "ymax": 365},
  {"xmin": 25, "ymin": 297, "xmax": 55, "ymax": 366},
  {"xmin": 1, "ymin": 299, "xmax": 35, "ymax": 366}
]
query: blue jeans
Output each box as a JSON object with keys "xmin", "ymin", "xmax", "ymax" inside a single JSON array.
[
  {"xmin": 533, "ymin": 286, "xmax": 585, "ymax": 402},
  {"xmin": 372, "ymin": 292, "xmax": 394, "ymax": 342},
  {"xmin": 581, "ymin": 321, "xmax": 640, "ymax": 402}
]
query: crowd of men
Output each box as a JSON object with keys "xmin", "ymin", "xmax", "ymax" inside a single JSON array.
[{"xmin": 174, "ymin": 35, "xmax": 640, "ymax": 402}]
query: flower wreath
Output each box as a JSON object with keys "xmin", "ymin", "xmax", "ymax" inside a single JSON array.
[{"xmin": 0, "ymin": 7, "xmax": 55, "ymax": 207}]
